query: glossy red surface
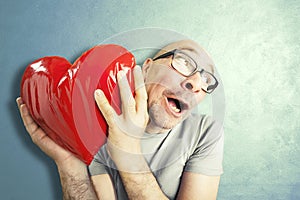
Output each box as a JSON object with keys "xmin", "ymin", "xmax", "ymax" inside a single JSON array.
[{"xmin": 21, "ymin": 44, "xmax": 136, "ymax": 165}]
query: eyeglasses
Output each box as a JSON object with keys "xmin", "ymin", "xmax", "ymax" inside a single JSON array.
[{"xmin": 153, "ymin": 49, "xmax": 218, "ymax": 94}]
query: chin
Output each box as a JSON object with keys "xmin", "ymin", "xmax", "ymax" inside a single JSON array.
[{"xmin": 148, "ymin": 104, "xmax": 184, "ymax": 131}]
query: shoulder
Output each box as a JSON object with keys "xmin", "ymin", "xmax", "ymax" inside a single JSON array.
[
  {"xmin": 181, "ymin": 114, "xmax": 223, "ymax": 135},
  {"xmin": 182, "ymin": 114, "xmax": 224, "ymax": 175},
  {"xmin": 178, "ymin": 114, "xmax": 224, "ymax": 149}
]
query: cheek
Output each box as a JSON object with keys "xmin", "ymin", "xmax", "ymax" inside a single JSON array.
[
  {"xmin": 146, "ymin": 84, "xmax": 164, "ymax": 105},
  {"xmin": 186, "ymin": 92, "xmax": 207, "ymax": 110},
  {"xmin": 194, "ymin": 92, "xmax": 206, "ymax": 105}
]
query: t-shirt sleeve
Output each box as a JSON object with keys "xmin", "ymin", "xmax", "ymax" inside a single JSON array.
[{"xmin": 184, "ymin": 118, "xmax": 224, "ymax": 176}]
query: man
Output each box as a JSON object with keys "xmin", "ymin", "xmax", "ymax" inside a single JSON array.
[{"xmin": 17, "ymin": 39, "xmax": 224, "ymax": 200}]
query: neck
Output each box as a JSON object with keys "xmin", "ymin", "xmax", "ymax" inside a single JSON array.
[{"xmin": 145, "ymin": 120, "xmax": 171, "ymax": 134}]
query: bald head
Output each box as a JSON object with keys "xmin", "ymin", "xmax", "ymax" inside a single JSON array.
[{"xmin": 154, "ymin": 40, "xmax": 215, "ymax": 73}]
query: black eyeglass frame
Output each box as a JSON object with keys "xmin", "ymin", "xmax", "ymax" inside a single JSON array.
[{"xmin": 153, "ymin": 49, "xmax": 218, "ymax": 94}]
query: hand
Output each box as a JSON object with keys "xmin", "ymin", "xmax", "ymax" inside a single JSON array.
[
  {"xmin": 94, "ymin": 65, "xmax": 149, "ymax": 167},
  {"xmin": 16, "ymin": 97, "xmax": 84, "ymax": 168}
]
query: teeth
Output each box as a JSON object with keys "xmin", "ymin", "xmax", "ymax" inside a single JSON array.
[{"xmin": 170, "ymin": 104, "xmax": 180, "ymax": 113}]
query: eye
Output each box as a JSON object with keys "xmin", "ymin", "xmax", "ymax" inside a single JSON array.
[
  {"xmin": 173, "ymin": 54, "xmax": 195, "ymax": 73},
  {"xmin": 175, "ymin": 56, "xmax": 188, "ymax": 66},
  {"xmin": 201, "ymin": 72, "xmax": 212, "ymax": 84}
]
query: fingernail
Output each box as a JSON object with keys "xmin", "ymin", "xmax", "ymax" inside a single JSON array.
[
  {"xmin": 117, "ymin": 70, "xmax": 126, "ymax": 80},
  {"xmin": 95, "ymin": 89, "xmax": 104, "ymax": 97},
  {"xmin": 134, "ymin": 65, "xmax": 141, "ymax": 72}
]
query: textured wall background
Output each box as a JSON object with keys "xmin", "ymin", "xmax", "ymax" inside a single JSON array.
[{"xmin": 1, "ymin": 0, "xmax": 299, "ymax": 199}]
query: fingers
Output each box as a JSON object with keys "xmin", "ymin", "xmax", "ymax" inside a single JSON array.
[
  {"xmin": 117, "ymin": 70, "xmax": 136, "ymax": 116},
  {"xmin": 16, "ymin": 97, "xmax": 40, "ymax": 137},
  {"xmin": 133, "ymin": 66, "xmax": 148, "ymax": 115},
  {"xmin": 117, "ymin": 66, "xmax": 148, "ymax": 116},
  {"xmin": 94, "ymin": 65, "xmax": 148, "ymax": 126},
  {"xmin": 94, "ymin": 89, "xmax": 117, "ymax": 127},
  {"xmin": 15, "ymin": 98, "xmax": 73, "ymax": 162},
  {"xmin": 16, "ymin": 97, "xmax": 23, "ymax": 108},
  {"xmin": 16, "ymin": 97, "xmax": 45, "ymax": 146},
  {"xmin": 20, "ymin": 104, "xmax": 39, "ymax": 134}
]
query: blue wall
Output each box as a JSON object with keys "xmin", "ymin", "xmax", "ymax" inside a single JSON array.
[{"xmin": 1, "ymin": 0, "xmax": 299, "ymax": 199}]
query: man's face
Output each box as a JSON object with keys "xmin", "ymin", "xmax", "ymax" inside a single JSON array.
[{"xmin": 142, "ymin": 44, "xmax": 214, "ymax": 133}]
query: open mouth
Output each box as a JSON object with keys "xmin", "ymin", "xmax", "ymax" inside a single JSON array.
[{"xmin": 166, "ymin": 97, "xmax": 188, "ymax": 114}]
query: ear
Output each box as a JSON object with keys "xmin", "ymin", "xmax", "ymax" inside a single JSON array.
[{"xmin": 142, "ymin": 58, "xmax": 153, "ymax": 78}]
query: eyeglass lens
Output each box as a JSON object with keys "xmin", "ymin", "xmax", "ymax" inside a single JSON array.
[{"xmin": 172, "ymin": 52, "xmax": 216, "ymax": 93}]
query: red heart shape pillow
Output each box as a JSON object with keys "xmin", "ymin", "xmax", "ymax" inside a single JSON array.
[{"xmin": 21, "ymin": 44, "xmax": 135, "ymax": 165}]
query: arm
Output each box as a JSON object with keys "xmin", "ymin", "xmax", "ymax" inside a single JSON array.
[
  {"xmin": 176, "ymin": 117, "xmax": 224, "ymax": 200},
  {"xmin": 106, "ymin": 144, "xmax": 220, "ymax": 200},
  {"xmin": 94, "ymin": 66, "xmax": 169, "ymax": 199},
  {"xmin": 119, "ymin": 169, "xmax": 168, "ymax": 200},
  {"xmin": 16, "ymin": 97, "xmax": 113, "ymax": 200},
  {"xmin": 107, "ymin": 140, "xmax": 169, "ymax": 200},
  {"xmin": 108, "ymin": 151, "xmax": 220, "ymax": 200},
  {"xmin": 57, "ymin": 158, "xmax": 97, "ymax": 200},
  {"xmin": 177, "ymin": 172, "xmax": 220, "ymax": 200},
  {"xmin": 91, "ymin": 174, "xmax": 116, "ymax": 200}
]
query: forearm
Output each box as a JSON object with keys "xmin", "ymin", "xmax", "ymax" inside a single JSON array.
[
  {"xmin": 57, "ymin": 162, "xmax": 98, "ymax": 200},
  {"xmin": 120, "ymin": 169, "xmax": 169, "ymax": 200},
  {"xmin": 108, "ymin": 142, "xmax": 169, "ymax": 200}
]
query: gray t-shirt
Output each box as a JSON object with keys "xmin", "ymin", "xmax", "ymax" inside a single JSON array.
[{"xmin": 88, "ymin": 114, "xmax": 224, "ymax": 199}]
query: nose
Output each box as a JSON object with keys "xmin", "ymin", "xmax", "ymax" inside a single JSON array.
[{"xmin": 181, "ymin": 72, "xmax": 203, "ymax": 93}]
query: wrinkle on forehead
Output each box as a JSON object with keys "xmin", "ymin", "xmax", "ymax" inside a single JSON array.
[{"xmin": 154, "ymin": 40, "xmax": 215, "ymax": 73}]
